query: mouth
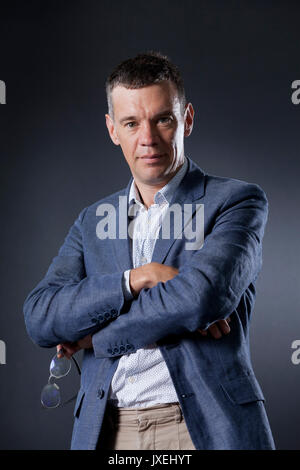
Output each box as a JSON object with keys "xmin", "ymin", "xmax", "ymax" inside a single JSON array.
[{"xmin": 140, "ymin": 154, "xmax": 165, "ymax": 163}]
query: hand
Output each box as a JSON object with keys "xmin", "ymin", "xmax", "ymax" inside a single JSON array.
[
  {"xmin": 129, "ymin": 262, "xmax": 179, "ymax": 297},
  {"xmin": 197, "ymin": 317, "xmax": 231, "ymax": 339},
  {"xmin": 56, "ymin": 334, "xmax": 93, "ymax": 359}
]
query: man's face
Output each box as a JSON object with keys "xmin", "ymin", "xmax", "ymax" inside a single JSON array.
[{"xmin": 105, "ymin": 81, "xmax": 194, "ymax": 186}]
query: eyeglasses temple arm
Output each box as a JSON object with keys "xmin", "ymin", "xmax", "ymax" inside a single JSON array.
[{"xmin": 72, "ymin": 355, "xmax": 81, "ymax": 375}]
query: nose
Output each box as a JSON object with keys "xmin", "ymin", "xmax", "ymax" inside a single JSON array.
[{"xmin": 139, "ymin": 121, "xmax": 158, "ymax": 147}]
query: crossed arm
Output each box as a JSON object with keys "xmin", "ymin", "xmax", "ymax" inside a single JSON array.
[{"xmin": 57, "ymin": 263, "xmax": 231, "ymax": 359}]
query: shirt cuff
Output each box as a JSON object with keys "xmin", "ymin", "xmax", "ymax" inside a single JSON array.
[{"xmin": 122, "ymin": 269, "xmax": 134, "ymax": 301}]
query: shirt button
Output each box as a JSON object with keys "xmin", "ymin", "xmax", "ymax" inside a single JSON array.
[
  {"xmin": 141, "ymin": 257, "xmax": 147, "ymax": 264},
  {"xmin": 128, "ymin": 377, "xmax": 135, "ymax": 384}
]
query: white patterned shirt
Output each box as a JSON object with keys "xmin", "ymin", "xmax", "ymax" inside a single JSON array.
[{"xmin": 108, "ymin": 157, "xmax": 188, "ymax": 408}]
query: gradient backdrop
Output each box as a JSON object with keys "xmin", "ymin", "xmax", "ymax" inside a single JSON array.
[{"xmin": 0, "ymin": 0, "xmax": 299, "ymax": 449}]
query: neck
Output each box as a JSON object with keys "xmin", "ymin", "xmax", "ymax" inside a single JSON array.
[
  {"xmin": 134, "ymin": 161, "xmax": 184, "ymax": 209},
  {"xmin": 134, "ymin": 181, "xmax": 166, "ymax": 209}
]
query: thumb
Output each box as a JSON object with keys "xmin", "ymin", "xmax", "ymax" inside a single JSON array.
[{"xmin": 56, "ymin": 345, "xmax": 64, "ymax": 358}]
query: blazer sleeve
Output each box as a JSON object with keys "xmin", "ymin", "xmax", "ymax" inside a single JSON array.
[
  {"xmin": 23, "ymin": 207, "xmax": 126, "ymax": 348},
  {"xmin": 92, "ymin": 183, "xmax": 268, "ymax": 358}
]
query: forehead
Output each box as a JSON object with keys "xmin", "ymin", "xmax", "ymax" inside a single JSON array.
[{"xmin": 111, "ymin": 81, "xmax": 180, "ymax": 117}]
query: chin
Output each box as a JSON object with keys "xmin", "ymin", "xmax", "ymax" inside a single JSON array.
[{"xmin": 142, "ymin": 172, "xmax": 168, "ymax": 185}]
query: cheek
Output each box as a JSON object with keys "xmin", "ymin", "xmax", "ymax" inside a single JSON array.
[
  {"xmin": 172, "ymin": 127, "xmax": 185, "ymax": 147},
  {"xmin": 166, "ymin": 135, "xmax": 181, "ymax": 154},
  {"xmin": 118, "ymin": 137, "xmax": 137, "ymax": 162},
  {"xmin": 161, "ymin": 128, "xmax": 177, "ymax": 147}
]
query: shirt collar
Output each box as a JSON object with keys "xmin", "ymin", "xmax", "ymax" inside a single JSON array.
[{"xmin": 128, "ymin": 156, "xmax": 188, "ymax": 209}]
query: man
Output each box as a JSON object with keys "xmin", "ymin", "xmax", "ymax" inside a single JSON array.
[{"xmin": 24, "ymin": 52, "xmax": 275, "ymax": 450}]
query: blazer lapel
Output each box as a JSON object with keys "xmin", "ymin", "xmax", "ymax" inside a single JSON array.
[
  {"xmin": 151, "ymin": 157, "xmax": 206, "ymax": 264},
  {"xmin": 110, "ymin": 177, "xmax": 134, "ymax": 272}
]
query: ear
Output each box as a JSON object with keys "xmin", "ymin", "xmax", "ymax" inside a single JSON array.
[
  {"xmin": 184, "ymin": 103, "xmax": 194, "ymax": 137},
  {"xmin": 105, "ymin": 114, "xmax": 120, "ymax": 145}
]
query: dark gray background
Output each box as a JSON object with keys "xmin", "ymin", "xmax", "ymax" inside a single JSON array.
[{"xmin": 0, "ymin": 0, "xmax": 299, "ymax": 449}]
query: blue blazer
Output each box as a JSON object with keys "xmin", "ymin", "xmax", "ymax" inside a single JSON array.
[{"xmin": 24, "ymin": 157, "xmax": 275, "ymax": 450}]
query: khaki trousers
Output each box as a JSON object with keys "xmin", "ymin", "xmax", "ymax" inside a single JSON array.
[{"xmin": 98, "ymin": 402, "xmax": 196, "ymax": 450}]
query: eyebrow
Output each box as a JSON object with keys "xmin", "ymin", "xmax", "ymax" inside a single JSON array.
[{"xmin": 119, "ymin": 110, "xmax": 174, "ymax": 124}]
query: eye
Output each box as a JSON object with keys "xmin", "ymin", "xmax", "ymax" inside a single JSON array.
[
  {"xmin": 125, "ymin": 122, "xmax": 136, "ymax": 129},
  {"xmin": 158, "ymin": 116, "xmax": 172, "ymax": 124}
]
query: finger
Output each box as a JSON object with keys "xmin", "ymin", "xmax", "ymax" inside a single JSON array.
[
  {"xmin": 57, "ymin": 343, "xmax": 74, "ymax": 359},
  {"xmin": 56, "ymin": 345, "xmax": 64, "ymax": 358},
  {"xmin": 208, "ymin": 323, "xmax": 222, "ymax": 339},
  {"xmin": 217, "ymin": 320, "xmax": 231, "ymax": 335},
  {"xmin": 226, "ymin": 316, "xmax": 231, "ymax": 323},
  {"xmin": 62, "ymin": 347, "xmax": 75, "ymax": 358},
  {"xmin": 197, "ymin": 329, "xmax": 207, "ymax": 336},
  {"xmin": 62, "ymin": 342, "xmax": 80, "ymax": 358}
]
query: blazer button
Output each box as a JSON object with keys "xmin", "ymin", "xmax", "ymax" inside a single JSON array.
[
  {"xmin": 113, "ymin": 347, "xmax": 120, "ymax": 354},
  {"xmin": 104, "ymin": 312, "xmax": 111, "ymax": 320},
  {"xmin": 98, "ymin": 314, "xmax": 104, "ymax": 323},
  {"xmin": 97, "ymin": 389, "xmax": 105, "ymax": 399}
]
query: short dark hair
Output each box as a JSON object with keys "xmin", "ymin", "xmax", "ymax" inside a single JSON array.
[{"xmin": 106, "ymin": 51, "xmax": 186, "ymax": 117}]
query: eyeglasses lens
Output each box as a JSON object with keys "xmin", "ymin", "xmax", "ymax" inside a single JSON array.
[
  {"xmin": 50, "ymin": 355, "xmax": 71, "ymax": 378},
  {"xmin": 41, "ymin": 354, "xmax": 72, "ymax": 408}
]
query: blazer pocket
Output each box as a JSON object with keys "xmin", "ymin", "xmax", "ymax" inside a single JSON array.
[
  {"xmin": 73, "ymin": 387, "xmax": 85, "ymax": 418},
  {"xmin": 220, "ymin": 374, "xmax": 265, "ymax": 405}
]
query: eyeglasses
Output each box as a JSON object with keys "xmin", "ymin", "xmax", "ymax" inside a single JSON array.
[{"xmin": 41, "ymin": 352, "xmax": 81, "ymax": 409}]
